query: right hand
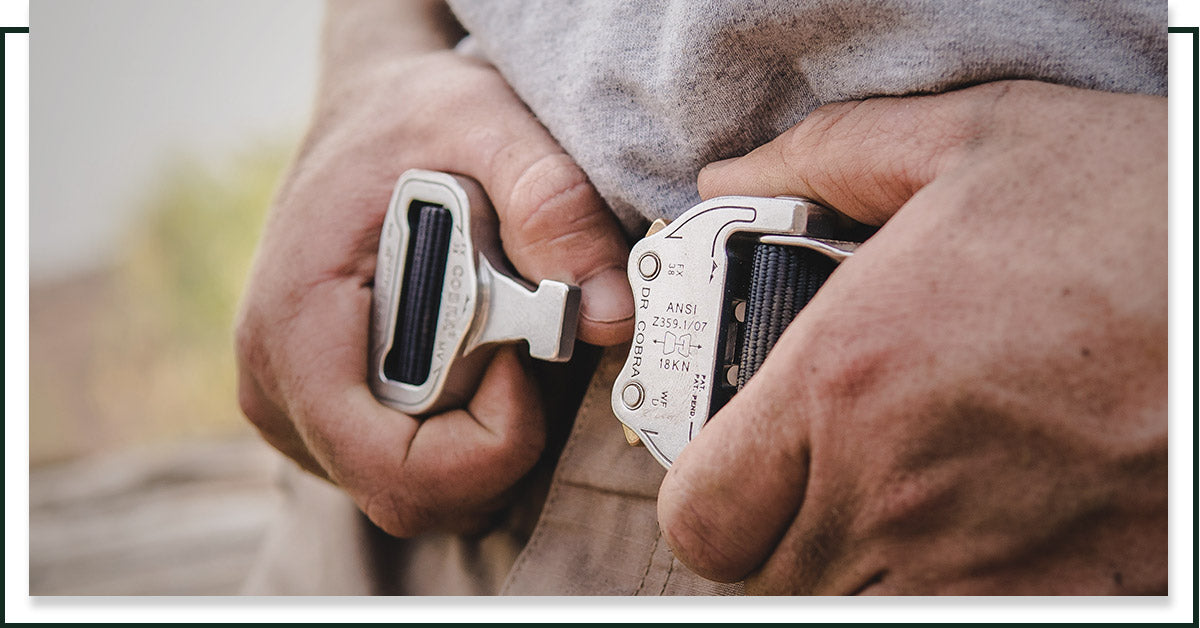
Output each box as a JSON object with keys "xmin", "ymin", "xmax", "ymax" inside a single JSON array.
[
  {"xmin": 658, "ymin": 81, "xmax": 1167, "ymax": 594},
  {"xmin": 235, "ymin": 42, "xmax": 634, "ymax": 536}
]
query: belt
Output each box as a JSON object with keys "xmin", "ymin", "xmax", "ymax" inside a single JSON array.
[
  {"xmin": 611, "ymin": 198, "xmax": 868, "ymax": 468},
  {"xmin": 367, "ymin": 169, "xmax": 867, "ymax": 471},
  {"xmin": 368, "ymin": 169, "xmax": 581, "ymax": 416}
]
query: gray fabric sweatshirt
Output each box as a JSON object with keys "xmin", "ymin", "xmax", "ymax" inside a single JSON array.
[{"xmin": 447, "ymin": 0, "xmax": 1166, "ymax": 233}]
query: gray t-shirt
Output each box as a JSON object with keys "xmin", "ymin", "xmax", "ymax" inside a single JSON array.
[{"xmin": 447, "ymin": 0, "xmax": 1165, "ymax": 234}]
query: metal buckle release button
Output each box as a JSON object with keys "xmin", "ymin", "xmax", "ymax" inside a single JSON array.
[
  {"xmin": 637, "ymin": 252, "xmax": 661, "ymax": 280},
  {"xmin": 620, "ymin": 381, "xmax": 645, "ymax": 409}
]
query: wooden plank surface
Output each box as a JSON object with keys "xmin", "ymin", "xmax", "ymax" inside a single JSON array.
[{"xmin": 30, "ymin": 437, "xmax": 285, "ymax": 596}]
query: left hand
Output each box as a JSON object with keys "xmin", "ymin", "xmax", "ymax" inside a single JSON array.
[
  {"xmin": 234, "ymin": 9, "xmax": 633, "ymax": 536},
  {"xmin": 657, "ymin": 80, "xmax": 1167, "ymax": 594}
]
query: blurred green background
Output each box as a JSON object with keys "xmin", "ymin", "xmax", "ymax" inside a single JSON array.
[
  {"xmin": 29, "ymin": 145, "xmax": 289, "ymax": 464},
  {"xmin": 28, "ymin": 0, "xmax": 321, "ymax": 465},
  {"xmin": 27, "ymin": 1, "xmax": 324, "ymax": 595}
]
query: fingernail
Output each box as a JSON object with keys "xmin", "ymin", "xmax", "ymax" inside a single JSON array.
[{"xmin": 580, "ymin": 267, "xmax": 634, "ymax": 324}]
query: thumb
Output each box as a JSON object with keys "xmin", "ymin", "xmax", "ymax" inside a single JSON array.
[
  {"xmin": 657, "ymin": 342, "xmax": 815, "ymax": 582},
  {"xmin": 482, "ymin": 148, "xmax": 634, "ymax": 346},
  {"xmin": 417, "ymin": 56, "xmax": 635, "ymax": 346},
  {"xmin": 696, "ymin": 85, "xmax": 1000, "ymax": 225}
]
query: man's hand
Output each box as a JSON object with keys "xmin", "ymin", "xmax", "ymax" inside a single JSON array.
[
  {"xmin": 659, "ymin": 80, "xmax": 1166, "ymax": 594},
  {"xmin": 235, "ymin": 1, "xmax": 633, "ymax": 536}
]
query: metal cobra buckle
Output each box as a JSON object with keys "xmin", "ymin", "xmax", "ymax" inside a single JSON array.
[
  {"xmin": 610, "ymin": 196, "xmax": 866, "ymax": 468},
  {"xmin": 369, "ymin": 169, "xmax": 581, "ymax": 416}
]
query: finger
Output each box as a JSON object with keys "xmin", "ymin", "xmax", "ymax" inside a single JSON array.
[
  {"xmin": 492, "ymin": 152, "xmax": 634, "ymax": 347},
  {"xmin": 656, "ymin": 219, "xmax": 903, "ymax": 584},
  {"xmin": 696, "ymin": 82, "xmax": 1014, "ymax": 224},
  {"xmin": 406, "ymin": 345, "xmax": 545, "ymax": 519},
  {"xmin": 234, "ymin": 309, "xmax": 331, "ymax": 480},
  {"xmin": 657, "ymin": 340, "xmax": 816, "ymax": 582},
  {"xmin": 417, "ymin": 57, "xmax": 634, "ymax": 346},
  {"xmin": 276, "ymin": 277, "xmax": 544, "ymax": 536},
  {"xmin": 667, "ymin": 84, "xmax": 982, "ymax": 579},
  {"xmin": 235, "ymin": 359, "xmax": 329, "ymax": 480}
]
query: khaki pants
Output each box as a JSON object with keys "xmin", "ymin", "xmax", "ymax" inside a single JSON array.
[{"xmin": 242, "ymin": 347, "xmax": 742, "ymax": 596}]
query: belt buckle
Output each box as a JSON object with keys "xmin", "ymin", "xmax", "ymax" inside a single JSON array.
[
  {"xmin": 369, "ymin": 169, "xmax": 581, "ymax": 416},
  {"xmin": 610, "ymin": 196, "xmax": 866, "ymax": 468}
]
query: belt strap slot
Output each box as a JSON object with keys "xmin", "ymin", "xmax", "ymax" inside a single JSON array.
[
  {"xmin": 737, "ymin": 243, "xmax": 836, "ymax": 389},
  {"xmin": 384, "ymin": 201, "xmax": 453, "ymax": 386}
]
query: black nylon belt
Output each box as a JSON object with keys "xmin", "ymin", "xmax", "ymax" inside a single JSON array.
[
  {"xmin": 384, "ymin": 201, "xmax": 452, "ymax": 385},
  {"xmin": 737, "ymin": 243, "xmax": 836, "ymax": 388}
]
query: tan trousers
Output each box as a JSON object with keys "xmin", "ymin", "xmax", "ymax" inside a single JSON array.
[{"xmin": 242, "ymin": 347, "xmax": 742, "ymax": 596}]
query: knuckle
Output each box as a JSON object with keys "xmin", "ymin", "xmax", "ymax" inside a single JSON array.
[
  {"xmin": 501, "ymin": 156, "xmax": 625, "ymax": 281},
  {"xmin": 493, "ymin": 422, "xmax": 546, "ymax": 472},
  {"xmin": 783, "ymin": 315, "xmax": 907, "ymax": 449},
  {"xmin": 235, "ymin": 376, "xmax": 271, "ymax": 428},
  {"xmin": 434, "ymin": 53, "xmax": 507, "ymax": 98},
  {"xmin": 467, "ymin": 124, "xmax": 527, "ymax": 173},
  {"xmin": 858, "ymin": 470, "xmax": 954, "ymax": 535},
  {"xmin": 467, "ymin": 420, "xmax": 546, "ymax": 492},
  {"xmin": 793, "ymin": 100, "xmax": 871, "ymax": 152},
  {"xmin": 459, "ymin": 422, "xmax": 545, "ymax": 487},
  {"xmin": 502, "ymin": 154, "xmax": 599, "ymax": 250},
  {"xmin": 232, "ymin": 311, "xmax": 260, "ymax": 369},
  {"xmin": 920, "ymin": 85, "xmax": 1007, "ymax": 160},
  {"xmin": 658, "ymin": 475, "xmax": 746, "ymax": 582},
  {"xmin": 794, "ymin": 91, "xmax": 994, "ymax": 210},
  {"xmin": 233, "ymin": 318, "xmax": 275, "ymax": 425},
  {"xmin": 784, "ymin": 100, "xmax": 881, "ymax": 204},
  {"xmin": 488, "ymin": 161, "xmax": 614, "ymax": 277},
  {"xmin": 799, "ymin": 322, "xmax": 895, "ymax": 414},
  {"xmin": 361, "ymin": 486, "xmax": 434, "ymax": 539}
]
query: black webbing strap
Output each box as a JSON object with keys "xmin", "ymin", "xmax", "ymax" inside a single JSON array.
[
  {"xmin": 737, "ymin": 243, "xmax": 836, "ymax": 389},
  {"xmin": 384, "ymin": 202, "xmax": 453, "ymax": 385}
]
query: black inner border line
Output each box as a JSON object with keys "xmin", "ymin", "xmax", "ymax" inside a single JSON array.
[
  {"xmin": 0, "ymin": 22, "xmax": 1195, "ymax": 616},
  {"xmin": 2, "ymin": 27, "xmax": 30, "ymax": 225},
  {"xmin": 1168, "ymin": 24, "xmax": 1199, "ymax": 625}
]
